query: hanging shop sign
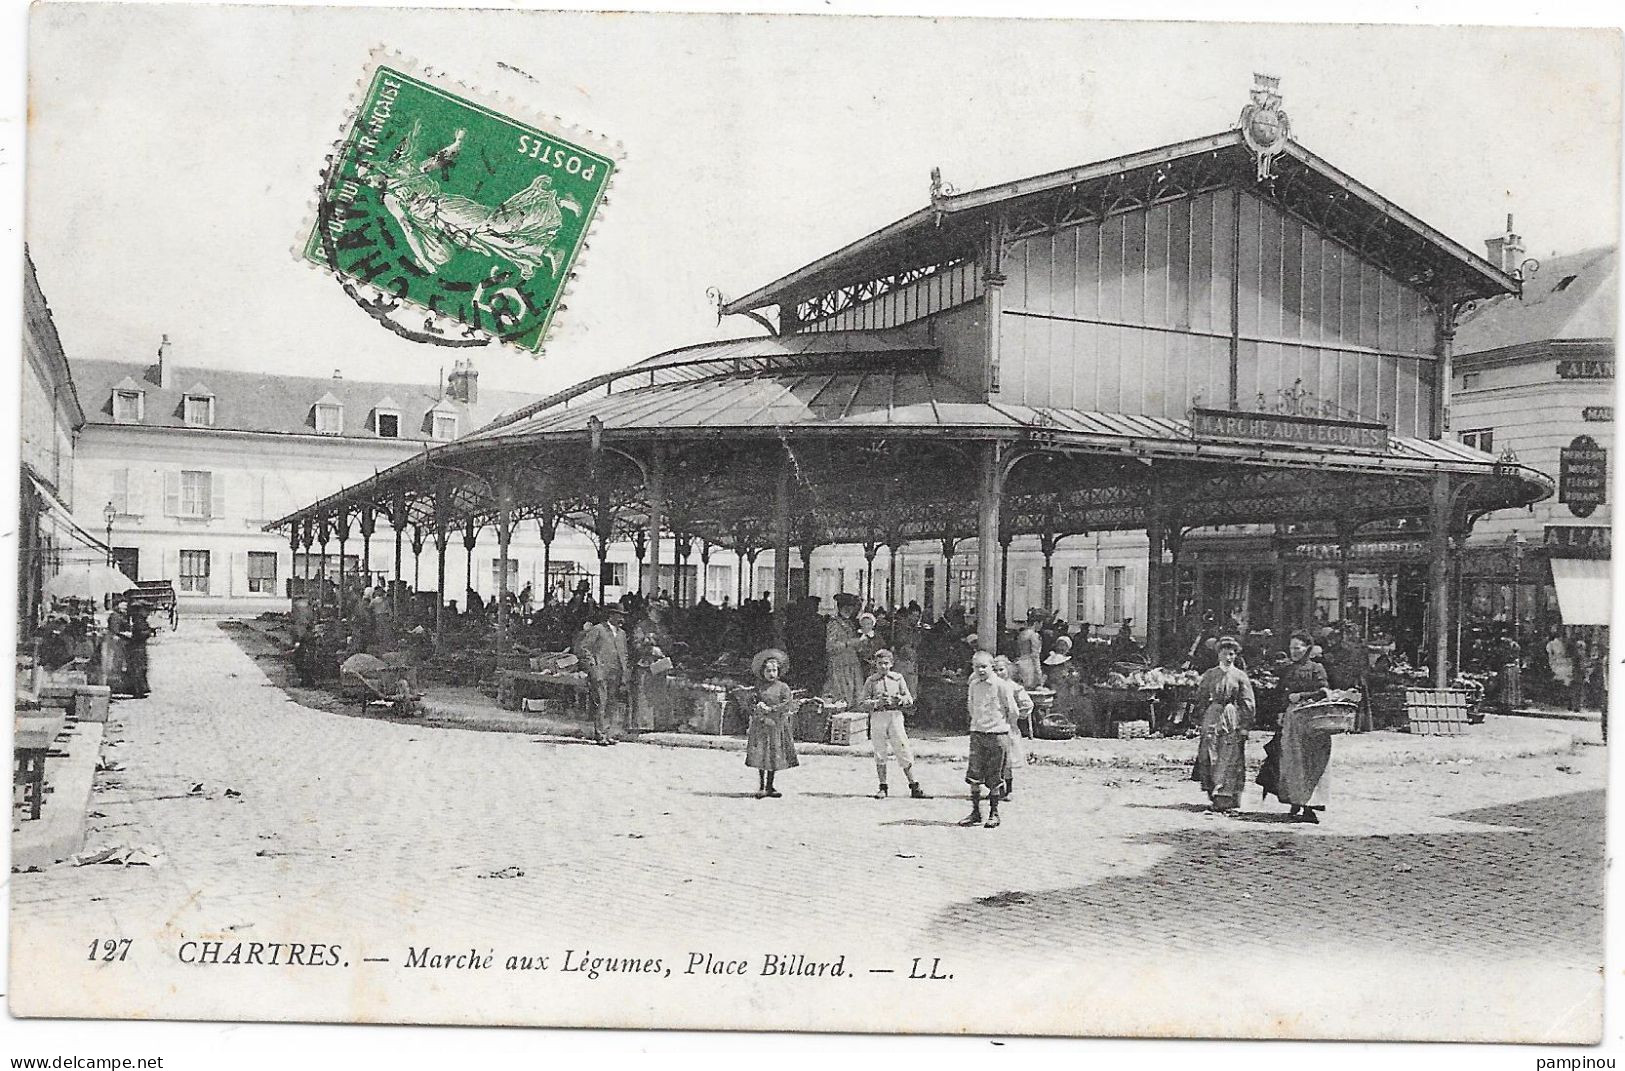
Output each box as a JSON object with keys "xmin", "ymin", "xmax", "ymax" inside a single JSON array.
[
  {"xmin": 1558, "ymin": 435, "xmax": 1608, "ymax": 518},
  {"xmin": 1556, "ymin": 360, "xmax": 1614, "ymax": 380},
  {"xmin": 1281, "ymin": 538, "xmax": 1428, "ymax": 563},
  {"xmin": 1582, "ymin": 406, "xmax": 1613, "ymax": 422},
  {"xmin": 1545, "ymin": 525, "xmax": 1611, "ymax": 559},
  {"xmin": 1190, "ymin": 407, "xmax": 1389, "ymax": 451}
]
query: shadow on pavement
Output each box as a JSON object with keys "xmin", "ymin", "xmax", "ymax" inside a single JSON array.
[{"xmin": 931, "ymin": 788, "xmax": 1604, "ymax": 963}]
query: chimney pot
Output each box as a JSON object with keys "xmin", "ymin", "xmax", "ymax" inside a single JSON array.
[
  {"xmin": 156, "ymin": 334, "xmax": 173, "ymax": 390},
  {"xmin": 1484, "ymin": 217, "xmax": 1525, "ymax": 275},
  {"xmin": 448, "ymin": 359, "xmax": 479, "ymax": 404}
]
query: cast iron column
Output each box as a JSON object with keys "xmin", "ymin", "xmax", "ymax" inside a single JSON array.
[
  {"xmin": 316, "ymin": 517, "xmax": 331, "ymax": 627},
  {"xmin": 999, "ymin": 531, "xmax": 1013, "ymax": 621},
  {"xmin": 495, "ymin": 477, "xmax": 513, "ymax": 647},
  {"xmin": 334, "ymin": 509, "xmax": 351, "ymax": 627},
  {"xmin": 359, "ymin": 505, "xmax": 375, "ymax": 588},
  {"xmin": 644, "ymin": 446, "xmax": 665, "ymax": 598},
  {"xmin": 1429, "ymin": 474, "xmax": 1452, "ymax": 687},
  {"xmin": 1336, "ymin": 516, "xmax": 1354, "ymax": 629},
  {"xmin": 887, "ymin": 539, "xmax": 901, "ymax": 609},
  {"xmin": 773, "ymin": 452, "xmax": 792, "ymax": 646},
  {"xmin": 391, "ymin": 494, "xmax": 406, "ymax": 616},
  {"xmin": 1146, "ymin": 512, "xmax": 1165, "ymax": 664},
  {"xmin": 975, "ymin": 442, "xmax": 1004, "ymax": 654},
  {"xmin": 432, "ymin": 499, "xmax": 449, "ymax": 645},
  {"xmin": 462, "ymin": 519, "xmax": 479, "ymax": 610}
]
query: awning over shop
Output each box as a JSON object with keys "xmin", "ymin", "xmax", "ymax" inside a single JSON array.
[
  {"xmin": 24, "ymin": 468, "xmax": 109, "ymax": 562},
  {"xmin": 1550, "ymin": 558, "xmax": 1613, "ymax": 626}
]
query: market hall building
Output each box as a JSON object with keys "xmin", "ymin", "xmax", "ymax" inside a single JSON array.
[{"xmin": 272, "ymin": 84, "xmax": 1552, "ymax": 687}]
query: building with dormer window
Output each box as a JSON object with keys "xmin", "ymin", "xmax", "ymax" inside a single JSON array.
[{"xmin": 68, "ymin": 345, "xmax": 646, "ymax": 611}]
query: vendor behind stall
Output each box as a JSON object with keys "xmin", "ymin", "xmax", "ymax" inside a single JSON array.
[{"xmin": 823, "ymin": 593, "xmax": 866, "ymax": 707}]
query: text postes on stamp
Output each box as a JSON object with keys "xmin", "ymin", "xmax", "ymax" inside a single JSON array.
[{"xmin": 302, "ymin": 56, "xmax": 616, "ymax": 355}]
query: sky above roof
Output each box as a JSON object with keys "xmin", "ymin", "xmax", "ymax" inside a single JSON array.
[{"xmin": 25, "ymin": 7, "xmax": 1622, "ymax": 403}]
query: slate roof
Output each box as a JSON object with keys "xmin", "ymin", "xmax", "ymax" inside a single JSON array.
[
  {"xmin": 462, "ymin": 357, "xmax": 1530, "ymax": 475},
  {"xmin": 73, "ymin": 359, "xmax": 539, "ymax": 441},
  {"xmin": 1454, "ymin": 246, "xmax": 1618, "ymax": 357}
]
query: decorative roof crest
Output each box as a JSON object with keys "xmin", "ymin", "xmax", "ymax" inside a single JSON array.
[{"xmin": 1237, "ymin": 72, "xmax": 1291, "ymax": 181}]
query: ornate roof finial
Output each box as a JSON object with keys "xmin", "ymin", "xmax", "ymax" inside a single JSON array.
[{"xmin": 1238, "ymin": 73, "xmax": 1291, "ymax": 181}]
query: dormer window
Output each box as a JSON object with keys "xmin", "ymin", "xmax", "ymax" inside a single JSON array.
[
  {"xmin": 372, "ymin": 396, "xmax": 402, "ymax": 439},
  {"xmin": 114, "ymin": 389, "xmax": 144, "ymax": 423},
  {"xmin": 111, "ymin": 375, "xmax": 146, "ymax": 423},
  {"xmin": 183, "ymin": 385, "xmax": 215, "ymax": 427},
  {"xmin": 312, "ymin": 391, "xmax": 344, "ymax": 435},
  {"xmin": 426, "ymin": 398, "xmax": 459, "ymax": 441}
]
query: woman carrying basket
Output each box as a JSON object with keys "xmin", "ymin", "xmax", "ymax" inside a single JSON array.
[
  {"xmin": 1257, "ymin": 631, "xmax": 1332, "ymax": 823},
  {"xmin": 1191, "ymin": 636, "xmax": 1254, "ymax": 814}
]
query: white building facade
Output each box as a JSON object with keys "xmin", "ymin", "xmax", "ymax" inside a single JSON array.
[{"xmin": 69, "ymin": 348, "xmax": 707, "ymax": 613}]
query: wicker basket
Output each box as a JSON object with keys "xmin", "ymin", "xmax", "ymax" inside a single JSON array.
[{"xmin": 1298, "ymin": 700, "xmax": 1357, "ymax": 735}]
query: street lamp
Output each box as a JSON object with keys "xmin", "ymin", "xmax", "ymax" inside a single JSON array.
[{"xmin": 102, "ymin": 501, "xmax": 116, "ymax": 568}]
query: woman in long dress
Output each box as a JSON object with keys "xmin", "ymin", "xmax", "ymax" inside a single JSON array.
[
  {"xmin": 1191, "ymin": 635, "xmax": 1254, "ymax": 813},
  {"xmin": 1015, "ymin": 609, "xmax": 1046, "ymax": 689},
  {"xmin": 630, "ymin": 602, "xmax": 673, "ymax": 732},
  {"xmin": 1257, "ymin": 630, "xmax": 1331, "ymax": 823},
  {"xmin": 822, "ymin": 593, "xmax": 866, "ymax": 707},
  {"xmin": 745, "ymin": 648, "xmax": 799, "ymax": 798}
]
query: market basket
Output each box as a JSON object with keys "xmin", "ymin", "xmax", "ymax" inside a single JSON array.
[{"xmin": 1297, "ymin": 699, "xmax": 1357, "ymax": 735}]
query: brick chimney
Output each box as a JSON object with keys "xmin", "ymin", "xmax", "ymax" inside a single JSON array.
[
  {"xmin": 1484, "ymin": 213, "xmax": 1526, "ymax": 274},
  {"xmin": 447, "ymin": 358, "xmax": 479, "ymax": 404},
  {"xmin": 155, "ymin": 334, "xmax": 173, "ymax": 389}
]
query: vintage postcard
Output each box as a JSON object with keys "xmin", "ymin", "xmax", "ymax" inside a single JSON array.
[{"xmin": 10, "ymin": 3, "xmax": 1619, "ymax": 1046}]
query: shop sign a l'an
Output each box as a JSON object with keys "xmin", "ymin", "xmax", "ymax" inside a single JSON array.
[
  {"xmin": 1190, "ymin": 407, "xmax": 1389, "ymax": 451},
  {"xmin": 1556, "ymin": 360, "xmax": 1614, "ymax": 380},
  {"xmin": 1558, "ymin": 435, "xmax": 1608, "ymax": 518},
  {"xmin": 1545, "ymin": 525, "xmax": 1611, "ymax": 558}
]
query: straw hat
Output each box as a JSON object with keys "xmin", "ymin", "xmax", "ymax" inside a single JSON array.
[
  {"xmin": 1217, "ymin": 635, "xmax": 1242, "ymax": 652},
  {"xmin": 750, "ymin": 647, "xmax": 790, "ymax": 679}
]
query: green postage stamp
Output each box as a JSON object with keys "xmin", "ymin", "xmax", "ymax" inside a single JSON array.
[{"xmin": 302, "ymin": 52, "xmax": 618, "ymax": 354}]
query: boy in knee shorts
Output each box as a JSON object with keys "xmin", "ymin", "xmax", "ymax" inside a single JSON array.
[{"xmin": 960, "ymin": 650, "xmax": 1031, "ymax": 829}]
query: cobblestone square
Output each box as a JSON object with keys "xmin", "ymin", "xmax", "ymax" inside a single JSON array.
[{"xmin": 10, "ymin": 621, "xmax": 1606, "ymax": 1041}]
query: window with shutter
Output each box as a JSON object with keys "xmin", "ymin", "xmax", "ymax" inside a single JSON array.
[
  {"xmin": 1104, "ymin": 566, "xmax": 1126, "ymax": 626},
  {"xmin": 211, "ymin": 474, "xmax": 226, "ymax": 521},
  {"xmin": 247, "ymin": 552, "xmax": 278, "ymax": 593},
  {"xmin": 315, "ymin": 403, "xmax": 344, "ymax": 434},
  {"xmin": 179, "ymin": 550, "xmax": 211, "ymax": 593},
  {"xmin": 183, "ymin": 395, "xmax": 214, "ymax": 426},
  {"xmin": 113, "ymin": 390, "xmax": 144, "ymax": 423},
  {"xmin": 1070, "ymin": 566, "xmax": 1088, "ymax": 621},
  {"xmin": 179, "ymin": 471, "xmax": 211, "ymax": 517},
  {"xmin": 164, "ymin": 471, "xmax": 181, "ymax": 516},
  {"xmin": 110, "ymin": 468, "xmax": 129, "ymax": 514}
]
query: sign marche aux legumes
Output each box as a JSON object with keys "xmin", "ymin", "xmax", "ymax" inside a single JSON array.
[{"xmin": 1189, "ymin": 407, "xmax": 1390, "ymax": 451}]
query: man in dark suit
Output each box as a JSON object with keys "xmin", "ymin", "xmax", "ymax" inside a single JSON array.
[{"xmin": 580, "ymin": 604, "xmax": 631, "ymax": 746}]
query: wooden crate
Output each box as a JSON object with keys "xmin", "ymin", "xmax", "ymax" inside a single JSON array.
[
  {"xmin": 829, "ymin": 712, "xmax": 869, "ymax": 746},
  {"xmin": 1403, "ymin": 688, "xmax": 1470, "ymax": 736}
]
